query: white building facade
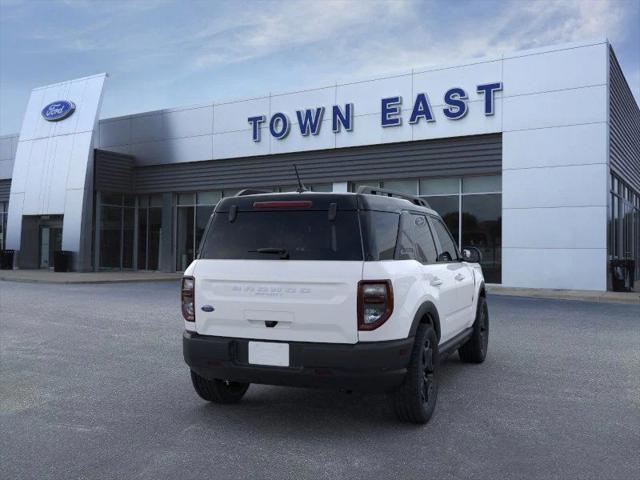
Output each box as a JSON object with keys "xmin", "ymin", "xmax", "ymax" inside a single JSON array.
[{"xmin": 0, "ymin": 40, "xmax": 638, "ymax": 291}]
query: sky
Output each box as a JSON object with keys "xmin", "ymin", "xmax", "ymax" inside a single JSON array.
[{"xmin": 0, "ymin": 0, "xmax": 638, "ymax": 135}]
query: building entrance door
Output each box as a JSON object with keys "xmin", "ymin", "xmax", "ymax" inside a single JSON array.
[{"xmin": 39, "ymin": 225, "xmax": 62, "ymax": 269}]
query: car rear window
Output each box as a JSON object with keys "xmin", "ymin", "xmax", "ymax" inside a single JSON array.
[{"xmin": 199, "ymin": 210, "xmax": 363, "ymax": 261}]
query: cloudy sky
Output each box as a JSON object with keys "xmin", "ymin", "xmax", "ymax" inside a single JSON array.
[{"xmin": 0, "ymin": 0, "xmax": 638, "ymax": 135}]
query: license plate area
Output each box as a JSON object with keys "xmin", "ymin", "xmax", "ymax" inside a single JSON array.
[{"xmin": 248, "ymin": 341, "xmax": 290, "ymax": 367}]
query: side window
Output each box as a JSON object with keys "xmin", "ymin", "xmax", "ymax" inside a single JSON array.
[
  {"xmin": 412, "ymin": 214, "xmax": 438, "ymax": 263},
  {"xmin": 395, "ymin": 212, "xmax": 438, "ymax": 263},
  {"xmin": 431, "ymin": 217, "xmax": 459, "ymax": 262}
]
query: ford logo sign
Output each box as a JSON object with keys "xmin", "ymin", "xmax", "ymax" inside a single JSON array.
[{"xmin": 41, "ymin": 100, "xmax": 76, "ymax": 122}]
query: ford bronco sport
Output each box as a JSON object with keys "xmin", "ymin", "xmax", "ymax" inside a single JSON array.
[{"xmin": 182, "ymin": 187, "xmax": 489, "ymax": 424}]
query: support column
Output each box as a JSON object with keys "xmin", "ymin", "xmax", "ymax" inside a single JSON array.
[{"xmin": 159, "ymin": 192, "xmax": 174, "ymax": 272}]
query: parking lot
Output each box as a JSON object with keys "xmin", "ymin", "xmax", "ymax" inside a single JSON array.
[{"xmin": 1, "ymin": 280, "xmax": 638, "ymax": 480}]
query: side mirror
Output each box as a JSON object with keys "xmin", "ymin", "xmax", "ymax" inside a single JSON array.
[
  {"xmin": 461, "ymin": 246, "xmax": 482, "ymax": 263},
  {"xmin": 437, "ymin": 252, "xmax": 452, "ymax": 262}
]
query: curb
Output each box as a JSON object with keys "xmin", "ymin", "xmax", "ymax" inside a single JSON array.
[
  {"xmin": 0, "ymin": 277, "xmax": 181, "ymax": 285},
  {"xmin": 487, "ymin": 288, "xmax": 640, "ymax": 305}
]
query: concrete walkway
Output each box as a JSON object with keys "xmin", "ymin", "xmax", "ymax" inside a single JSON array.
[
  {"xmin": 0, "ymin": 269, "xmax": 182, "ymax": 284},
  {"xmin": 488, "ymin": 285, "xmax": 640, "ymax": 305}
]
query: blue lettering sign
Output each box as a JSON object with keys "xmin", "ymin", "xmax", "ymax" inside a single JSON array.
[
  {"xmin": 477, "ymin": 82, "xmax": 503, "ymax": 115},
  {"xmin": 248, "ymin": 115, "xmax": 266, "ymax": 142},
  {"xmin": 247, "ymin": 81, "xmax": 502, "ymax": 140},
  {"xmin": 269, "ymin": 112, "xmax": 290, "ymax": 139},
  {"xmin": 332, "ymin": 104, "xmax": 353, "ymax": 133},
  {"xmin": 381, "ymin": 97, "xmax": 402, "ymax": 127},
  {"xmin": 409, "ymin": 93, "xmax": 435, "ymax": 124},
  {"xmin": 443, "ymin": 88, "xmax": 468, "ymax": 120},
  {"xmin": 296, "ymin": 107, "xmax": 325, "ymax": 136}
]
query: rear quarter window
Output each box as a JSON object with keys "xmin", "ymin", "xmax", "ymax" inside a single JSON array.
[
  {"xmin": 360, "ymin": 211, "xmax": 400, "ymax": 261},
  {"xmin": 199, "ymin": 210, "xmax": 363, "ymax": 261}
]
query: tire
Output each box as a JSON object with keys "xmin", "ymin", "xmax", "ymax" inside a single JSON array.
[
  {"xmin": 390, "ymin": 323, "xmax": 438, "ymax": 424},
  {"xmin": 458, "ymin": 295, "xmax": 489, "ymax": 364},
  {"xmin": 190, "ymin": 370, "xmax": 250, "ymax": 404}
]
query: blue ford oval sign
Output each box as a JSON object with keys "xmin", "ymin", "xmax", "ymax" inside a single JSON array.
[{"xmin": 41, "ymin": 100, "xmax": 76, "ymax": 122}]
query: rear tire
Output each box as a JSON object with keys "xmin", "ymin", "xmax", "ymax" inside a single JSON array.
[
  {"xmin": 390, "ymin": 323, "xmax": 438, "ymax": 424},
  {"xmin": 458, "ymin": 296, "xmax": 489, "ymax": 363},
  {"xmin": 190, "ymin": 370, "xmax": 250, "ymax": 404}
]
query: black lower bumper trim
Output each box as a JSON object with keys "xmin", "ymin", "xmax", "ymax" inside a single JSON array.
[{"xmin": 183, "ymin": 332, "xmax": 414, "ymax": 393}]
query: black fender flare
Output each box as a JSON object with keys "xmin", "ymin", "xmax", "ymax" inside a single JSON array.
[
  {"xmin": 478, "ymin": 281, "xmax": 486, "ymax": 299},
  {"xmin": 408, "ymin": 301, "xmax": 441, "ymax": 341}
]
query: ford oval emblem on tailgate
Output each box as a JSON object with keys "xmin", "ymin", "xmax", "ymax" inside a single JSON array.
[{"xmin": 201, "ymin": 305, "xmax": 215, "ymax": 312}]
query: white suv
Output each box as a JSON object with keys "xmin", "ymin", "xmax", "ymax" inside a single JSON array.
[{"xmin": 182, "ymin": 187, "xmax": 489, "ymax": 424}]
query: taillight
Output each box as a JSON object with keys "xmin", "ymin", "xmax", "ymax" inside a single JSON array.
[
  {"xmin": 357, "ymin": 280, "xmax": 393, "ymax": 330},
  {"xmin": 181, "ymin": 276, "xmax": 195, "ymax": 322}
]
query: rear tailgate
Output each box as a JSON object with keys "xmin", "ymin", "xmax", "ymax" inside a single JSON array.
[
  {"xmin": 193, "ymin": 195, "xmax": 364, "ymax": 344},
  {"xmin": 194, "ymin": 260, "xmax": 362, "ymax": 343}
]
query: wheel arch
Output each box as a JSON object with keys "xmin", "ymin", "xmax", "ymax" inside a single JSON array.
[
  {"xmin": 478, "ymin": 281, "xmax": 486, "ymax": 298},
  {"xmin": 408, "ymin": 301, "xmax": 442, "ymax": 341}
]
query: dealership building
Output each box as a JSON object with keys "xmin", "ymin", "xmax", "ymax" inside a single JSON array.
[{"xmin": 0, "ymin": 39, "xmax": 638, "ymax": 291}]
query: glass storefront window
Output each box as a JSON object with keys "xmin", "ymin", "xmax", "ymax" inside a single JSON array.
[
  {"xmin": 223, "ymin": 189, "xmax": 241, "ymax": 197},
  {"xmin": 99, "ymin": 205, "xmax": 122, "ymax": 269},
  {"xmin": 137, "ymin": 206, "xmax": 148, "ymax": 270},
  {"xmin": 147, "ymin": 207, "xmax": 162, "ymax": 270},
  {"xmin": 608, "ymin": 172, "xmax": 640, "ymax": 290},
  {"xmin": 350, "ymin": 180, "xmax": 381, "ymax": 192},
  {"xmin": 178, "ymin": 193, "xmax": 195, "ymax": 205},
  {"xmin": 462, "ymin": 175, "xmax": 501, "ymax": 193},
  {"xmin": 150, "ymin": 194, "xmax": 163, "ymax": 207},
  {"xmin": 176, "ymin": 206, "xmax": 195, "ymax": 271},
  {"xmin": 0, "ymin": 202, "xmax": 6, "ymax": 250},
  {"xmin": 122, "ymin": 208, "xmax": 135, "ymax": 268},
  {"xmin": 123, "ymin": 194, "xmax": 135, "ymax": 207},
  {"xmin": 382, "ymin": 179, "xmax": 418, "ymax": 195},
  {"xmin": 102, "ymin": 193, "xmax": 123, "ymax": 206},
  {"xmin": 424, "ymin": 195, "xmax": 460, "ymax": 244},
  {"xmin": 310, "ymin": 184, "xmax": 332, "ymax": 192},
  {"xmin": 98, "ymin": 193, "xmax": 137, "ymax": 270},
  {"xmin": 197, "ymin": 191, "xmax": 222, "ymax": 204},
  {"xmin": 276, "ymin": 183, "xmax": 333, "ymax": 192},
  {"xmin": 420, "ymin": 178, "xmax": 459, "ymax": 195},
  {"xmin": 462, "ymin": 194, "xmax": 502, "ymax": 283},
  {"xmin": 136, "ymin": 195, "xmax": 163, "ymax": 271}
]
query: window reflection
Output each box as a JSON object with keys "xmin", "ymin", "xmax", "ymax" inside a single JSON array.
[
  {"xmin": 462, "ymin": 194, "xmax": 502, "ymax": 283},
  {"xmin": 424, "ymin": 196, "xmax": 459, "ymax": 245}
]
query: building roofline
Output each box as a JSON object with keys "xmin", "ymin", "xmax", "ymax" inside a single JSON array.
[{"xmin": 97, "ymin": 39, "xmax": 612, "ymax": 124}]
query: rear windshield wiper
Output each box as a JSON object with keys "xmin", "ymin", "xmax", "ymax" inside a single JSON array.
[{"xmin": 250, "ymin": 247, "xmax": 290, "ymax": 259}]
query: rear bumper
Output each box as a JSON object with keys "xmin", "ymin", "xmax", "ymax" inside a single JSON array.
[{"xmin": 183, "ymin": 331, "xmax": 414, "ymax": 393}]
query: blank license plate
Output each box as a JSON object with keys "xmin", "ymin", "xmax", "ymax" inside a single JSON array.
[{"xmin": 248, "ymin": 341, "xmax": 289, "ymax": 367}]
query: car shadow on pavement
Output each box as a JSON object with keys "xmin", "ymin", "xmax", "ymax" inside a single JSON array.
[{"xmin": 190, "ymin": 354, "xmax": 469, "ymax": 431}]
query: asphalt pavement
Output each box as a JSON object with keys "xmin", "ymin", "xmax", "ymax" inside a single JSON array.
[{"xmin": 1, "ymin": 280, "xmax": 638, "ymax": 480}]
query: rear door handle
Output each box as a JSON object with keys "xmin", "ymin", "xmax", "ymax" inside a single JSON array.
[
  {"xmin": 455, "ymin": 273, "xmax": 465, "ymax": 281},
  {"xmin": 430, "ymin": 277, "xmax": 443, "ymax": 287}
]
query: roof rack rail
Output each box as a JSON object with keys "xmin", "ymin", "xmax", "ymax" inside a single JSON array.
[
  {"xmin": 356, "ymin": 186, "xmax": 431, "ymax": 208},
  {"xmin": 235, "ymin": 188, "xmax": 273, "ymax": 197}
]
